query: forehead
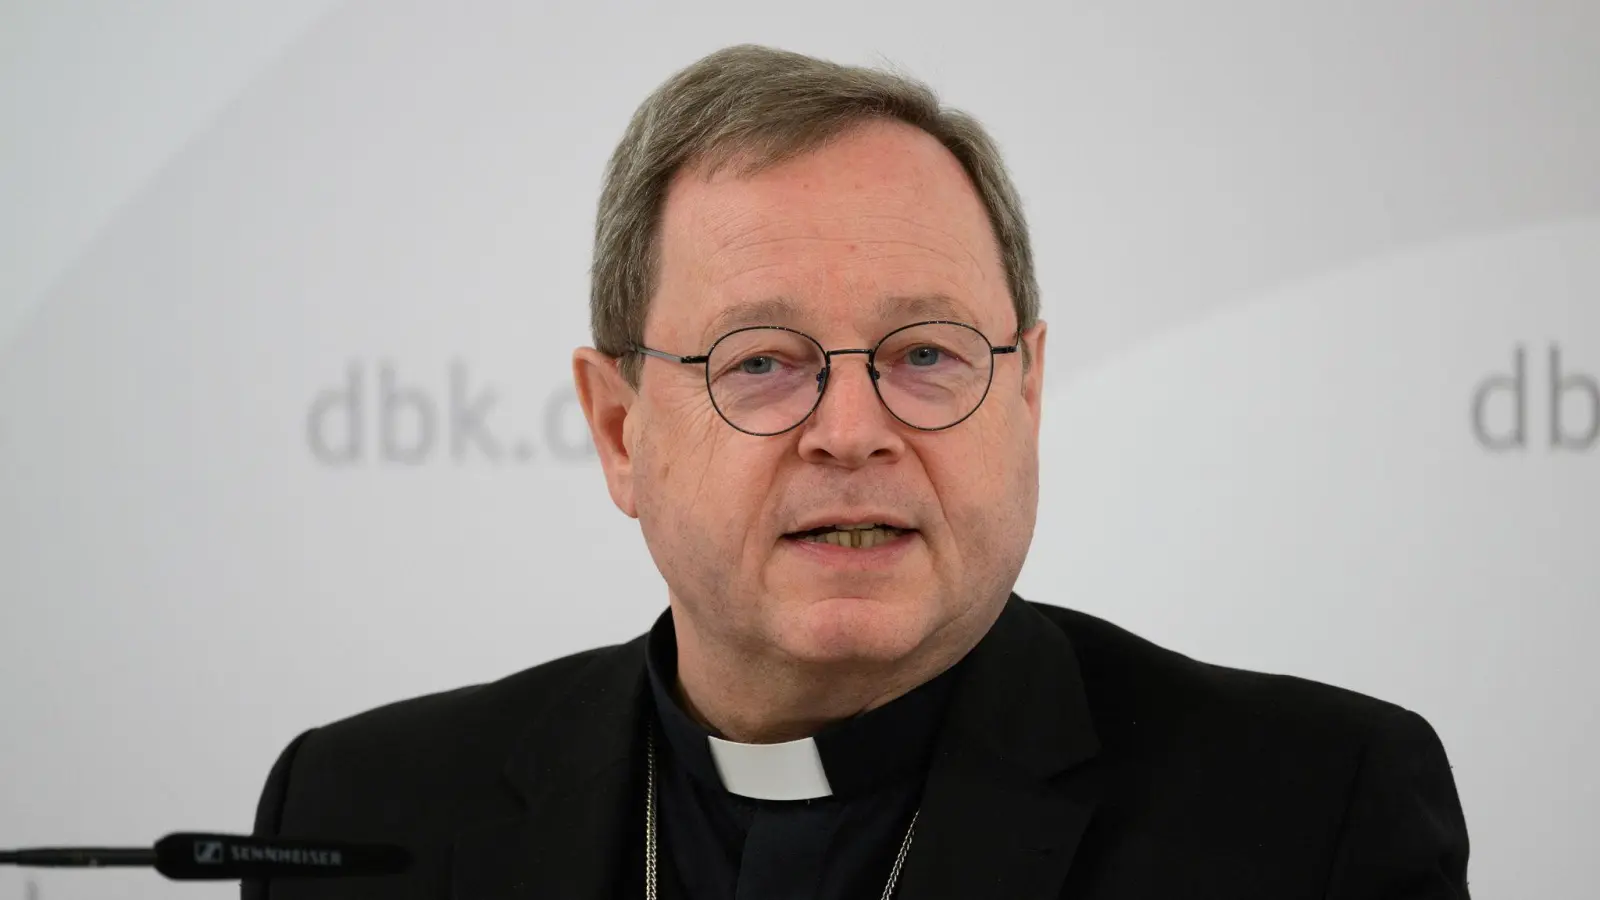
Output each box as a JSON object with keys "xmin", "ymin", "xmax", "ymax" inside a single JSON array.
[
  {"xmin": 702, "ymin": 293, "xmax": 980, "ymax": 342},
  {"xmin": 651, "ymin": 120, "xmax": 1009, "ymax": 345}
]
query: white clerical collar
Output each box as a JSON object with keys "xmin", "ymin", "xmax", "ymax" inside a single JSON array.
[{"xmin": 706, "ymin": 734, "xmax": 833, "ymax": 801}]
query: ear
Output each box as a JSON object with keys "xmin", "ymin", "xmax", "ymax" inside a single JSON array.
[
  {"xmin": 1020, "ymin": 320, "xmax": 1047, "ymax": 437},
  {"xmin": 572, "ymin": 347, "xmax": 640, "ymax": 519}
]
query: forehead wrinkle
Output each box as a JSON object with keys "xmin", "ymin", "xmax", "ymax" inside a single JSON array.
[
  {"xmin": 698, "ymin": 229, "xmax": 878, "ymax": 287},
  {"xmin": 849, "ymin": 211, "xmax": 998, "ymax": 277},
  {"xmin": 703, "ymin": 234, "xmax": 997, "ymax": 325},
  {"xmin": 694, "ymin": 207, "xmax": 794, "ymax": 265},
  {"xmin": 849, "ymin": 242, "xmax": 994, "ymax": 292},
  {"xmin": 696, "ymin": 291, "xmax": 987, "ymax": 349},
  {"xmin": 699, "ymin": 193, "xmax": 988, "ymax": 257},
  {"xmin": 700, "ymin": 234, "xmax": 855, "ymax": 286},
  {"xmin": 681, "ymin": 203, "xmax": 1008, "ymax": 344},
  {"xmin": 708, "ymin": 211, "xmax": 991, "ymax": 277},
  {"xmin": 702, "ymin": 227, "xmax": 990, "ymax": 305}
]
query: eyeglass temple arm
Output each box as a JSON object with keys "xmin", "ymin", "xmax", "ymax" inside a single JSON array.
[
  {"xmin": 992, "ymin": 326, "xmax": 1026, "ymax": 355},
  {"xmin": 631, "ymin": 345, "xmax": 709, "ymax": 365}
]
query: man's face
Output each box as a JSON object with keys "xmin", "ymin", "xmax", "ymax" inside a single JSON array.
[{"xmin": 594, "ymin": 120, "xmax": 1046, "ymax": 670}]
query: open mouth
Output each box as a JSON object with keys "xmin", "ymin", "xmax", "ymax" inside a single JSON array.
[{"xmin": 785, "ymin": 524, "xmax": 912, "ymax": 549}]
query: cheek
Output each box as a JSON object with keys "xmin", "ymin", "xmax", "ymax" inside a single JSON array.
[
  {"xmin": 636, "ymin": 409, "xmax": 779, "ymax": 539},
  {"xmin": 636, "ymin": 387, "xmax": 718, "ymax": 483},
  {"xmin": 928, "ymin": 422, "xmax": 1038, "ymax": 548},
  {"xmin": 990, "ymin": 418, "xmax": 1040, "ymax": 520}
]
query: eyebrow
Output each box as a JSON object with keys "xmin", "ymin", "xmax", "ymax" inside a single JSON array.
[{"xmin": 700, "ymin": 293, "xmax": 981, "ymax": 346}]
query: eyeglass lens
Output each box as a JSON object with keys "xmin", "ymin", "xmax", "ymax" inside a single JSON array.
[{"xmin": 705, "ymin": 323, "xmax": 994, "ymax": 434}]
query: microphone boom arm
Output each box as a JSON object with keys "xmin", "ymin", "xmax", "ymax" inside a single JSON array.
[{"xmin": 0, "ymin": 848, "xmax": 157, "ymax": 867}]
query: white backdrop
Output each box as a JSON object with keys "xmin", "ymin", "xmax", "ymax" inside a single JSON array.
[{"xmin": 3, "ymin": 2, "xmax": 1598, "ymax": 897}]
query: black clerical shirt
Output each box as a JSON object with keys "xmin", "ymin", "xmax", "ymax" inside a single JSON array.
[{"xmin": 645, "ymin": 612, "xmax": 962, "ymax": 900}]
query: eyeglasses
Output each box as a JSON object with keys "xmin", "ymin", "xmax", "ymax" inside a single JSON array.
[{"xmin": 630, "ymin": 320, "xmax": 1020, "ymax": 436}]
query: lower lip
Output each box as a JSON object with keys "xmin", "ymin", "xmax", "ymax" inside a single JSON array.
[{"xmin": 781, "ymin": 531, "xmax": 919, "ymax": 569}]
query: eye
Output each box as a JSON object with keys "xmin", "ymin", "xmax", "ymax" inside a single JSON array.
[
  {"xmin": 739, "ymin": 356, "xmax": 776, "ymax": 375},
  {"xmin": 906, "ymin": 346, "xmax": 943, "ymax": 367}
]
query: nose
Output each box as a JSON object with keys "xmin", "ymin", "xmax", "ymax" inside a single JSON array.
[{"xmin": 795, "ymin": 356, "xmax": 905, "ymax": 467}]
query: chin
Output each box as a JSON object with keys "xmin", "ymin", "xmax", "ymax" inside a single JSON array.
[{"xmin": 776, "ymin": 593, "xmax": 935, "ymax": 665}]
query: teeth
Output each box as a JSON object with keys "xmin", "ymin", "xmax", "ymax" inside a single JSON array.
[{"xmin": 798, "ymin": 526, "xmax": 904, "ymax": 549}]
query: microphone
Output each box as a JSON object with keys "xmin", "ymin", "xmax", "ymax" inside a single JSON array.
[{"xmin": 0, "ymin": 832, "xmax": 410, "ymax": 881}]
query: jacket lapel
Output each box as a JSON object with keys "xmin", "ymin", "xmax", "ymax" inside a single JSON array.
[
  {"xmin": 896, "ymin": 595, "xmax": 1104, "ymax": 900},
  {"xmin": 452, "ymin": 635, "xmax": 651, "ymax": 900}
]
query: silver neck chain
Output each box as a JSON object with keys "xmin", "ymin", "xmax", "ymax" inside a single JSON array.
[{"xmin": 645, "ymin": 727, "xmax": 917, "ymax": 900}]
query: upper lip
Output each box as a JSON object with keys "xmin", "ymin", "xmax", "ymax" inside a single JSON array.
[{"xmin": 785, "ymin": 513, "xmax": 917, "ymax": 535}]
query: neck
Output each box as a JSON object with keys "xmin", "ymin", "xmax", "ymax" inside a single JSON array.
[{"xmin": 670, "ymin": 605, "xmax": 988, "ymax": 745}]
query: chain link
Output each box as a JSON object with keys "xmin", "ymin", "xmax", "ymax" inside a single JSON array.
[
  {"xmin": 879, "ymin": 809, "xmax": 917, "ymax": 900},
  {"xmin": 645, "ymin": 727, "xmax": 659, "ymax": 900}
]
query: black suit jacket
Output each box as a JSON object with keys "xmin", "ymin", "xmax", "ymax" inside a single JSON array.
[{"xmin": 244, "ymin": 595, "xmax": 1470, "ymax": 898}]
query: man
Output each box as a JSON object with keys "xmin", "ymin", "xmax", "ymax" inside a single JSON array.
[{"xmin": 246, "ymin": 44, "xmax": 1470, "ymax": 899}]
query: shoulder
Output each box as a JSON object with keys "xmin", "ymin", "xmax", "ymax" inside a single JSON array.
[
  {"xmin": 1024, "ymin": 599, "xmax": 1469, "ymax": 890},
  {"xmin": 255, "ymin": 638, "xmax": 641, "ymax": 835},
  {"xmin": 300, "ymin": 640, "xmax": 630, "ymax": 757},
  {"xmin": 1026, "ymin": 600, "xmax": 1430, "ymax": 759},
  {"xmin": 1019, "ymin": 600, "xmax": 1469, "ymax": 889}
]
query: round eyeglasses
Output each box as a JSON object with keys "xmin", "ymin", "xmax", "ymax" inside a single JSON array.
[{"xmin": 630, "ymin": 320, "xmax": 1019, "ymax": 436}]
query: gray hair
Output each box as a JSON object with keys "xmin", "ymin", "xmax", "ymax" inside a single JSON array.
[{"xmin": 591, "ymin": 44, "xmax": 1039, "ymax": 386}]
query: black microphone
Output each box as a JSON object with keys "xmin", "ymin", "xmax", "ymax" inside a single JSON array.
[{"xmin": 0, "ymin": 832, "xmax": 410, "ymax": 881}]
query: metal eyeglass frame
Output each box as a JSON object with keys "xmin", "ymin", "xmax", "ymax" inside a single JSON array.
[{"xmin": 629, "ymin": 319, "xmax": 1021, "ymax": 436}]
